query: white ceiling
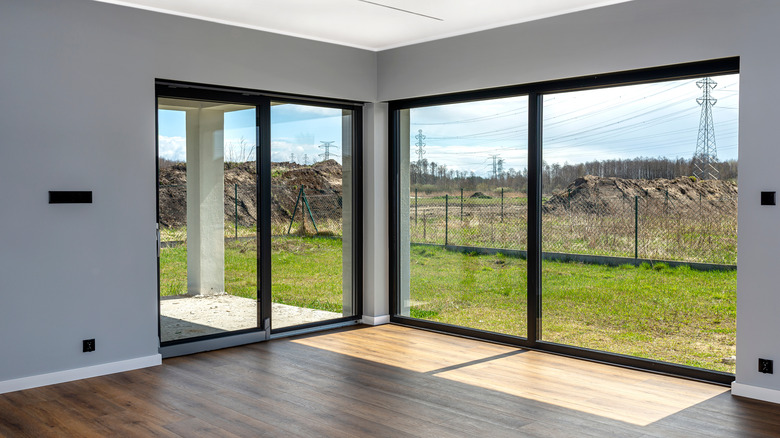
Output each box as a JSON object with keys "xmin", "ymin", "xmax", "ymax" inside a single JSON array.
[{"xmin": 95, "ymin": 0, "xmax": 633, "ymax": 51}]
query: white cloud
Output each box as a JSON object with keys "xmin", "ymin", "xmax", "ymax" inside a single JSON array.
[{"xmin": 158, "ymin": 136, "xmax": 185, "ymax": 162}]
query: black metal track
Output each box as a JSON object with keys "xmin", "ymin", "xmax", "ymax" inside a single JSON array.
[
  {"xmin": 258, "ymin": 97, "xmax": 272, "ymax": 333},
  {"xmin": 527, "ymin": 92, "xmax": 542, "ymax": 345}
]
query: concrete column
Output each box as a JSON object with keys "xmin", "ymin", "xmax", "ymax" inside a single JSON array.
[
  {"xmin": 186, "ymin": 106, "xmax": 225, "ymax": 296},
  {"xmin": 399, "ymin": 109, "xmax": 411, "ymax": 317},
  {"xmin": 342, "ymin": 110, "xmax": 353, "ymax": 317}
]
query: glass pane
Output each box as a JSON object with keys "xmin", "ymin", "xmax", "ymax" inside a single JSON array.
[
  {"xmin": 540, "ymin": 75, "xmax": 738, "ymax": 372},
  {"xmin": 400, "ymin": 96, "xmax": 529, "ymax": 336},
  {"xmin": 270, "ymin": 103, "xmax": 354, "ymax": 329},
  {"xmin": 158, "ymin": 98, "xmax": 258, "ymax": 342}
]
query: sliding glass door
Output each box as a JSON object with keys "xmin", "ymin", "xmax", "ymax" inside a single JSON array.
[
  {"xmin": 395, "ymin": 96, "xmax": 529, "ymax": 337},
  {"xmin": 270, "ymin": 102, "xmax": 356, "ymax": 330},
  {"xmin": 157, "ymin": 98, "xmax": 258, "ymax": 343},
  {"xmin": 540, "ymin": 75, "xmax": 738, "ymax": 373},
  {"xmin": 156, "ymin": 82, "xmax": 361, "ymax": 351}
]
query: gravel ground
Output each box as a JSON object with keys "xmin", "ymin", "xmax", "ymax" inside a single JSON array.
[{"xmin": 160, "ymin": 293, "xmax": 341, "ymax": 342}]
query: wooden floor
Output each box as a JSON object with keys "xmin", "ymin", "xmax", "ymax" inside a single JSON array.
[{"xmin": 2, "ymin": 325, "xmax": 780, "ymax": 437}]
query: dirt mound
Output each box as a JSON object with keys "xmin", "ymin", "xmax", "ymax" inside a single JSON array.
[
  {"xmin": 158, "ymin": 161, "xmax": 343, "ymax": 228},
  {"xmin": 280, "ymin": 168, "xmax": 333, "ymax": 191},
  {"xmin": 543, "ymin": 175, "xmax": 737, "ymax": 215},
  {"xmin": 225, "ymin": 162, "xmax": 257, "ymax": 185},
  {"xmin": 470, "ymin": 191, "xmax": 492, "ymax": 199},
  {"xmin": 312, "ymin": 159, "xmax": 342, "ymax": 175},
  {"xmin": 158, "ymin": 163, "xmax": 187, "ymax": 227}
]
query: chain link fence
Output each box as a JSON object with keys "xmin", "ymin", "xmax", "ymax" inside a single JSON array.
[
  {"xmin": 272, "ymin": 184, "xmax": 343, "ymax": 237},
  {"xmin": 159, "ymin": 183, "xmax": 737, "ymax": 265},
  {"xmin": 159, "ymin": 184, "xmax": 343, "ymax": 244},
  {"xmin": 409, "ymin": 189, "xmax": 737, "ymax": 265},
  {"xmin": 410, "ymin": 188, "xmax": 528, "ymax": 250}
]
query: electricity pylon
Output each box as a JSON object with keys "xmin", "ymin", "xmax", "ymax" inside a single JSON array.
[
  {"xmin": 692, "ymin": 77, "xmax": 719, "ymax": 180},
  {"xmin": 490, "ymin": 154, "xmax": 504, "ymax": 179},
  {"xmin": 318, "ymin": 141, "xmax": 336, "ymax": 161},
  {"xmin": 415, "ymin": 129, "xmax": 426, "ymax": 166}
]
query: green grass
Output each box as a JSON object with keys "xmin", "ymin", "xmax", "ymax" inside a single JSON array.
[
  {"xmin": 408, "ymin": 245, "xmax": 736, "ymax": 373},
  {"xmin": 269, "ymin": 237, "xmax": 343, "ymax": 312},
  {"xmin": 160, "ymin": 236, "xmax": 736, "ymax": 373},
  {"xmin": 159, "ymin": 236, "xmax": 344, "ymax": 312}
]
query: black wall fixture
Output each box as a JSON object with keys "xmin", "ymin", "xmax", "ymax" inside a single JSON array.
[
  {"xmin": 761, "ymin": 191, "xmax": 776, "ymax": 206},
  {"xmin": 49, "ymin": 191, "xmax": 92, "ymax": 204}
]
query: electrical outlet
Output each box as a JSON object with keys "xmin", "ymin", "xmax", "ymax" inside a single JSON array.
[
  {"xmin": 83, "ymin": 339, "xmax": 95, "ymax": 353},
  {"xmin": 759, "ymin": 358, "xmax": 773, "ymax": 374}
]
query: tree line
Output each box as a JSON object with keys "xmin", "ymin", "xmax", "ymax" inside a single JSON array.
[{"xmin": 411, "ymin": 157, "xmax": 738, "ymax": 194}]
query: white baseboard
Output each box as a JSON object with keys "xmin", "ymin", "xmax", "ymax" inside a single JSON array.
[
  {"xmin": 0, "ymin": 354, "xmax": 162, "ymax": 395},
  {"xmin": 731, "ymin": 381, "xmax": 780, "ymax": 405},
  {"xmin": 361, "ymin": 314, "xmax": 390, "ymax": 326}
]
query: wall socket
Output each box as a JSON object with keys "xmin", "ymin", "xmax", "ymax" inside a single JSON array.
[
  {"xmin": 759, "ymin": 358, "xmax": 773, "ymax": 374},
  {"xmin": 83, "ymin": 339, "xmax": 95, "ymax": 353}
]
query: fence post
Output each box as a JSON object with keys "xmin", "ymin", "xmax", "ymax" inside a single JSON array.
[
  {"xmin": 568, "ymin": 189, "xmax": 573, "ymax": 233},
  {"xmin": 415, "ymin": 188, "xmax": 418, "ymax": 225},
  {"xmin": 423, "ymin": 211, "xmax": 426, "ymax": 241},
  {"xmin": 445, "ymin": 194, "xmax": 449, "ymax": 246},
  {"xmin": 664, "ymin": 189, "xmax": 669, "ymax": 214},
  {"xmin": 287, "ymin": 186, "xmax": 303, "ymax": 234},
  {"xmin": 501, "ymin": 188, "xmax": 504, "ymax": 223},
  {"xmin": 634, "ymin": 195, "xmax": 639, "ymax": 259},
  {"xmin": 460, "ymin": 187, "xmax": 464, "ymax": 222},
  {"xmin": 301, "ymin": 187, "xmax": 319, "ymax": 234},
  {"xmin": 234, "ymin": 183, "xmax": 238, "ymax": 239}
]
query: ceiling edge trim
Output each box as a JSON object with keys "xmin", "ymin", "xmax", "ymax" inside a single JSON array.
[{"xmin": 94, "ymin": 0, "xmax": 634, "ymax": 52}]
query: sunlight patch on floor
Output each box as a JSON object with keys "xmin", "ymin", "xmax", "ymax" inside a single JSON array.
[{"xmin": 293, "ymin": 325, "xmax": 728, "ymax": 426}]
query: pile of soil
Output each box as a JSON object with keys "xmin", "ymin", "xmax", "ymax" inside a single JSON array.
[
  {"xmin": 271, "ymin": 159, "xmax": 342, "ymax": 191},
  {"xmin": 158, "ymin": 160, "xmax": 343, "ymax": 227},
  {"xmin": 470, "ymin": 191, "xmax": 492, "ymax": 199},
  {"xmin": 158, "ymin": 162, "xmax": 188, "ymax": 227},
  {"xmin": 543, "ymin": 175, "xmax": 738, "ymax": 215}
]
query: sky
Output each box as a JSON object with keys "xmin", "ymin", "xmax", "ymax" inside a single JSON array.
[
  {"xmin": 158, "ymin": 103, "xmax": 345, "ymax": 164},
  {"xmin": 411, "ymin": 73, "xmax": 738, "ymax": 177},
  {"xmin": 158, "ymin": 74, "xmax": 739, "ymax": 177}
]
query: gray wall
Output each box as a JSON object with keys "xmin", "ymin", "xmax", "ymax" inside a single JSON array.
[
  {"xmin": 4, "ymin": 0, "xmax": 780, "ymax": 398},
  {"xmin": 362, "ymin": 103, "xmax": 389, "ymax": 320},
  {"xmin": 377, "ymin": 0, "xmax": 780, "ymax": 392},
  {"xmin": 0, "ymin": 0, "xmax": 375, "ymax": 382}
]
